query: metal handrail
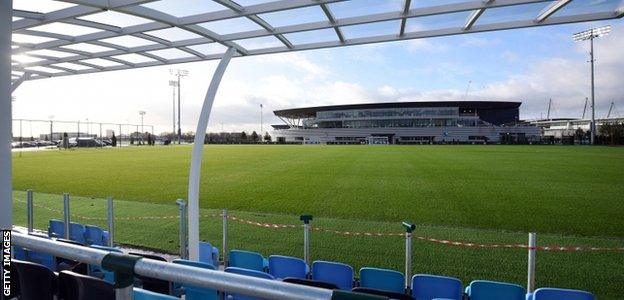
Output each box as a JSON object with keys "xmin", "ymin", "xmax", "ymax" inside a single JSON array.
[{"xmin": 12, "ymin": 231, "xmax": 334, "ymax": 300}]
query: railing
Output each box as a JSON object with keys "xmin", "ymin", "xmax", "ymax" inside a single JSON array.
[{"xmin": 11, "ymin": 231, "xmax": 341, "ymax": 300}]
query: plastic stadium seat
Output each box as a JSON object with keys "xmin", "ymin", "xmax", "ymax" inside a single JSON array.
[
  {"xmin": 465, "ymin": 280, "xmax": 525, "ymax": 300},
  {"xmin": 172, "ymin": 259, "xmax": 218, "ymax": 300},
  {"xmin": 13, "ymin": 259, "xmax": 58, "ymax": 300},
  {"xmin": 352, "ymin": 287, "xmax": 414, "ymax": 300},
  {"xmin": 411, "ymin": 274, "xmax": 462, "ymax": 300},
  {"xmin": 134, "ymin": 287, "xmax": 179, "ymax": 300},
  {"xmin": 360, "ymin": 267, "xmax": 405, "ymax": 293},
  {"xmin": 283, "ymin": 277, "xmax": 340, "ymax": 290},
  {"xmin": 48, "ymin": 219, "xmax": 64, "ymax": 238},
  {"xmin": 532, "ymin": 287, "xmax": 595, "ymax": 300},
  {"xmin": 13, "ymin": 245, "xmax": 28, "ymax": 260},
  {"xmin": 89, "ymin": 245, "xmax": 123, "ymax": 283},
  {"xmin": 129, "ymin": 252, "xmax": 171, "ymax": 294},
  {"xmin": 27, "ymin": 249, "xmax": 56, "ymax": 271},
  {"xmin": 69, "ymin": 222, "xmax": 87, "ymax": 244},
  {"xmin": 229, "ymin": 250, "xmax": 268, "ymax": 272},
  {"xmin": 268, "ymin": 255, "xmax": 308, "ymax": 279},
  {"xmin": 59, "ymin": 270, "xmax": 114, "ymax": 300},
  {"xmin": 312, "ymin": 261, "xmax": 354, "ymax": 290},
  {"xmin": 225, "ymin": 267, "xmax": 275, "ymax": 300},
  {"xmin": 199, "ymin": 241, "xmax": 219, "ymax": 268},
  {"xmin": 84, "ymin": 225, "xmax": 109, "ymax": 246}
]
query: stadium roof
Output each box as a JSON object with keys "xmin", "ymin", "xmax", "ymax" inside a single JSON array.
[
  {"xmin": 10, "ymin": 0, "xmax": 624, "ymax": 83},
  {"xmin": 274, "ymin": 101, "xmax": 521, "ymax": 118}
]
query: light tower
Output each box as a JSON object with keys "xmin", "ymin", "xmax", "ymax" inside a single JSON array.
[
  {"xmin": 169, "ymin": 80, "xmax": 177, "ymax": 141},
  {"xmin": 170, "ymin": 69, "xmax": 189, "ymax": 144},
  {"xmin": 573, "ymin": 25, "xmax": 611, "ymax": 145},
  {"xmin": 139, "ymin": 110, "xmax": 146, "ymax": 144}
]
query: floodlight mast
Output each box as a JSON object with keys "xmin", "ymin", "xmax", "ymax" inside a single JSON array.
[
  {"xmin": 573, "ymin": 25, "xmax": 611, "ymax": 145},
  {"xmin": 170, "ymin": 69, "xmax": 189, "ymax": 144},
  {"xmin": 169, "ymin": 80, "xmax": 178, "ymax": 141}
]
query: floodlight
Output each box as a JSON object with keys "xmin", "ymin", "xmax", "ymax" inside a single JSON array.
[{"xmin": 573, "ymin": 25, "xmax": 611, "ymax": 42}]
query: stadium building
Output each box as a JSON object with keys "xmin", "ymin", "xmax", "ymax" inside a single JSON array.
[{"xmin": 272, "ymin": 101, "xmax": 540, "ymax": 144}]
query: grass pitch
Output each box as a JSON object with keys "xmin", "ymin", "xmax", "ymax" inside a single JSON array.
[{"xmin": 10, "ymin": 145, "xmax": 624, "ymax": 299}]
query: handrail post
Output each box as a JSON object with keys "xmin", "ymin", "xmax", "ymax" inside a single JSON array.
[
  {"xmin": 300, "ymin": 215, "xmax": 313, "ymax": 267},
  {"xmin": 403, "ymin": 221, "xmax": 416, "ymax": 292},
  {"xmin": 63, "ymin": 193, "xmax": 70, "ymax": 239},
  {"xmin": 26, "ymin": 189, "xmax": 33, "ymax": 233},
  {"xmin": 176, "ymin": 199, "xmax": 188, "ymax": 259},
  {"xmin": 527, "ymin": 232, "xmax": 537, "ymax": 293},
  {"xmin": 107, "ymin": 197, "xmax": 114, "ymax": 247},
  {"xmin": 222, "ymin": 209, "xmax": 228, "ymax": 266}
]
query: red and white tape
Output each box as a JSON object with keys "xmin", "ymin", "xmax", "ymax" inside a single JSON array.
[{"xmin": 16, "ymin": 199, "xmax": 624, "ymax": 252}]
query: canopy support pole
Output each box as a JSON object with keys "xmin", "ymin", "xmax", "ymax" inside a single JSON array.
[
  {"xmin": 187, "ymin": 47, "xmax": 236, "ymax": 260},
  {"xmin": 11, "ymin": 72, "xmax": 32, "ymax": 94},
  {"xmin": 1, "ymin": 1, "xmax": 13, "ymax": 232}
]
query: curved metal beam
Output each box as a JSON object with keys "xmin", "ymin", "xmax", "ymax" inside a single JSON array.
[{"xmin": 187, "ymin": 47, "xmax": 236, "ymax": 260}]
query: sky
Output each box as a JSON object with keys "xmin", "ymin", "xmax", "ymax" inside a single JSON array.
[{"xmin": 10, "ymin": 0, "xmax": 624, "ymax": 137}]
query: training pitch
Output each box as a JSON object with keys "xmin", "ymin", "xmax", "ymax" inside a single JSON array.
[{"xmin": 10, "ymin": 145, "xmax": 624, "ymax": 299}]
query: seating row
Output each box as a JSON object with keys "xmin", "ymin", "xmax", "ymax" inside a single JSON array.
[{"xmin": 48, "ymin": 219, "xmax": 109, "ymax": 246}]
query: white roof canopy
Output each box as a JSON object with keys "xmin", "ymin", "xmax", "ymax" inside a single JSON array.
[{"xmin": 11, "ymin": 0, "xmax": 624, "ymax": 82}]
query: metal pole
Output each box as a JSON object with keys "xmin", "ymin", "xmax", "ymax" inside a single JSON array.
[
  {"xmin": 222, "ymin": 209, "xmax": 229, "ymax": 266},
  {"xmin": 300, "ymin": 215, "xmax": 313, "ymax": 266},
  {"xmin": 403, "ymin": 222, "xmax": 415, "ymax": 291},
  {"xmin": 63, "ymin": 193, "xmax": 71, "ymax": 239},
  {"xmin": 172, "ymin": 84, "xmax": 176, "ymax": 140},
  {"xmin": 178, "ymin": 75, "xmax": 182, "ymax": 144},
  {"xmin": 99, "ymin": 123, "xmax": 103, "ymax": 148},
  {"xmin": 50, "ymin": 120, "xmax": 53, "ymax": 142},
  {"xmin": 107, "ymin": 197, "xmax": 114, "ymax": 247},
  {"xmin": 187, "ymin": 48, "xmax": 235, "ymax": 260},
  {"xmin": 119, "ymin": 124, "xmax": 122, "ymax": 147},
  {"xmin": 26, "ymin": 189, "xmax": 33, "ymax": 233},
  {"xmin": 590, "ymin": 36, "xmax": 596, "ymax": 145},
  {"xmin": 527, "ymin": 232, "xmax": 537, "ymax": 293},
  {"xmin": 176, "ymin": 199, "xmax": 188, "ymax": 259}
]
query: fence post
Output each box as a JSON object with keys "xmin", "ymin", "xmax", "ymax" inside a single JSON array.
[
  {"xmin": 107, "ymin": 197, "xmax": 114, "ymax": 247},
  {"xmin": 222, "ymin": 209, "xmax": 228, "ymax": 266},
  {"xmin": 176, "ymin": 199, "xmax": 188, "ymax": 259},
  {"xmin": 300, "ymin": 215, "xmax": 313, "ymax": 266},
  {"xmin": 403, "ymin": 221, "xmax": 415, "ymax": 291},
  {"xmin": 26, "ymin": 189, "xmax": 33, "ymax": 233},
  {"xmin": 527, "ymin": 232, "xmax": 537, "ymax": 293},
  {"xmin": 63, "ymin": 193, "xmax": 70, "ymax": 239}
]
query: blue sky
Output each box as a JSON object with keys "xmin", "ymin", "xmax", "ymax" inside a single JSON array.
[{"xmin": 11, "ymin": 1, "xmax": 624, "ymax": 135}]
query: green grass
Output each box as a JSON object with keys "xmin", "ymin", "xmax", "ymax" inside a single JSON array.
[{"xmin": 10, "ymin": 145, "xmax": 624, "ymax": 299}]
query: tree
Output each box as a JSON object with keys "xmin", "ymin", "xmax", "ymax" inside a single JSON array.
[
  {"xmin": 241, "ymin": 131, "xmax": 247, "ymax": 141},
  {"xmin": 251, "ymin": 131, "xmax": 259, "ymax": 142},
  {"xmin": 599, "ymin": 122, "xmax": 624, "ymax": 145},
  {"xmin": 111, "ymin": 133, "xmax": 117, "ymax": 147},
  {"xmin": 263, "ymin": 132, "xmax": 271, "ymax": 142},
  {"xmin": 574, "ymin": 128, "xmax": 585, "ymax": 144}
]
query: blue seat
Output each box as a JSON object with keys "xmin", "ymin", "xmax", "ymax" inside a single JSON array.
[
  {"xmin": 411, "ymin": 274, "xmax": 462, "ymax": 300},
  {"xmin": 225, "ymin": 267, "xmax": 275, "ymax": 300},
  {"xmin": 134, "ymin": 287, "xmax": 179, "ymax": 300},
  {"xmin": 268, "ymin": 255, "xmax": 308, "ymax": 279},
  {"xmin": 69, "ymin": 222, "xmax": 87, "ymax": 244},
  {"xmin": 466, "ymin": 280, "xmax": 525, "ymax": 300},
  {"xmin": 229, "ymin": 250, "xmax": 268, "ymax": 272},
  {"xmin": 360, "ymin": 267, "xmax": 405, "ymax": 294},
  {"xmin": 312, "ymin": 261, "xmax": 354, "ymax": 290},
  {"xmin": 88, "ymin": 245, "xmax": 122, "ymax": 283},
  {"xmin": 172, "ymin": 259, "xmax": 218, "ymax": 300},
  {"xmin": 85, "ymin": 225, "xmax": 109, "ymax": 246},
  {"xmin": 531, "ymin": 288, "xmax": 595, "ymax": 300},
  {"xmin": 13, "ymin": 246, "xmax": 28, "ymax": 260},
  {"xmin": 199, "ymin": 241, "xmax": 219, "ymax": 268},
  {"xmin": 28, "ymin": 250, "xmax": 57, "ymax": 271},
  {"xmin": 48, "ymin": 219, "xmax": 65, "ymax": 238}
]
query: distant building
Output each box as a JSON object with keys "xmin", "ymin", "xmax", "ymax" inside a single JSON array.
[
  {"xmin": 272, "ymin": 101, "xmax": 540, "ymax": 144},
  {"xmin": 39, "ymin": 132, "xmax": 96, "ymax": 140},
  {"xmin": 530, "ymin": 117, "xmax": 624, "ymax": 139}
]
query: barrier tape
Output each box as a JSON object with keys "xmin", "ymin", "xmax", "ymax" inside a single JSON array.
[{"xmin": 15, "ymin": 199, "xmax": 624, "ymax": 252}]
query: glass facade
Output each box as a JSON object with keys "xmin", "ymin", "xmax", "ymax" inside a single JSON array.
[{"xmin": 311, "ymin": 106, "xmax": 483, "ymax": 129}]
